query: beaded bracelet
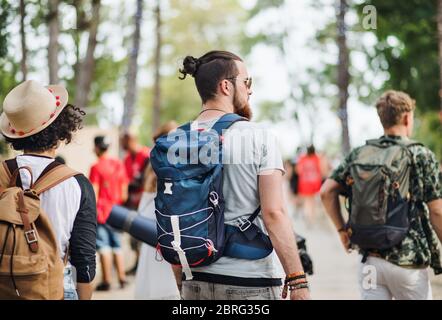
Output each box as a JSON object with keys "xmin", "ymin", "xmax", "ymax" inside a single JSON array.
[
  {"xmin": 285, "ymin": 271, "xmax": 305, "ymax": 279},
  {"xmin": 287, "ymin": 279, "xmax": 308, "ymax": 286},
  {"xmin": 282, "ymin": 272, "xmax": 308, "ymax": 298},
  {"xmin": 289, "ymin": 283, "xmax": 309, "ymax": 291},
  {"xmin": 284, "ymin": 274, "xmax": 306, "ymax": 284}
]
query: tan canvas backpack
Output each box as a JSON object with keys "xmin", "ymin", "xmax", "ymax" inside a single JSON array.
[{"xmin": 0, "ymin": 159, "xmax": 78, "ymax": 300}]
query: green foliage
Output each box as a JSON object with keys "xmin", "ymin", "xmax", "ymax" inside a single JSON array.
[
  {"xmin": 0, "ymin": 0, "xmax": 19, "ymax": 111},
  {"xmin": 356, "ymin": 1, "xmax": 439, "ymax": 113},
  {"xmin": 137, "ymin": 0, "xmax": 246, "ymax": 145},
  {"xmin": 241, "ymin": 0, "xmax": 285, "ymax": 54},
  {"xmin": 414, "ymin": 112, "xmax": 442, "ymax": 161},
  {"xmin": 256, "ymin": 100, "xmax": 285, "ymax": 122},
  {"xmin": 0, "ymin": 0, "xmax": 10, "ymax": 59},
  {"xmin": 356, "ymin": 0, "xmax": 442, "ymax": 159},
  {"xmin": 244, "ymin": 0, "xmax": 343, "ymax": 145}
]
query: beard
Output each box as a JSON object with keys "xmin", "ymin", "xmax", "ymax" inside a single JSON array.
[{"xmin": 233, "ymin": 90, "xmax": 252, "ymax": 120}]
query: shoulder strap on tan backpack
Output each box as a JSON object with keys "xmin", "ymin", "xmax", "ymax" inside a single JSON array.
[{"xmin": 32, "ymin": 161, "xmax": 80, "ymax": 195}]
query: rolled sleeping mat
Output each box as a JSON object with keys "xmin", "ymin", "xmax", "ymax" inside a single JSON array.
[
  {"xmin": 108, "ymin": 205, "xmax": 314, "ymax": 274},
  {"xmin": 107, "ymin": 205, "xmax": 158, "ymax": 247}
]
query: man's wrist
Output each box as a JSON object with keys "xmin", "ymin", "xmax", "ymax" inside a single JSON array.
[
  {"xmin": 282, "ymin": 271, "xmax": 308, "ymax": 298},
  {"xmin": 337, "ymin": 226, "xmax": 347, "ymax": 233}
]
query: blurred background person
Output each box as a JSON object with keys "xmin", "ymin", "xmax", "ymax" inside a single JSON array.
[
  {"xmin": 121, "ymin": 131, "xmax": 151, "ymax": 275},
  {"xmin": 283, "ymin": 159, "xmax": 296, "ymax": 212},
  {"xmin": 134, "ymin": 121, "xmax": 181, "ymax": 300},
  {"xmin": 296, "ymin": 145, "xmax": 322, "ymax": 226},
  {"xmin": 90, "ymin": 136, "xmax": 129, "ymax": 291},
  {"xmin": 121, "ymin": 131, "xmax": 151, "ymax": 209},
  {"xmin": 288, "ymin": 146, "xmax": 304, "ymax": 215}
]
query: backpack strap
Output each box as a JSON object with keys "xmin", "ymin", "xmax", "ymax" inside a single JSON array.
[
  {"xmin": 17, "ymin": 189, "xmax": 39, "ymax": 253},
  {"xmin": 4, "ymin": 159, "xmax": 25, "ymax": 189},
  {"xmin": 178, "ymin": 122, "xmax": 191, "ymax": 132},
  {"xmin": 368, "ymin": 137, "xmax": 423, "ymax": 166},
  {"xmin": 236, "ymin": 206, "xmax": 262, "ymax": 239},
  {"xmin": 32, "ymin": 162, "xmax": 80, "ymax": 195},
  {"xmin": 366, "ymin": 137, "xmax": 423, "ymax": 149},
  {"xmin": 2, "ymin": 159, "xmax": 37, "ymax": 190},
  {"xmin": 178, "ymin": 113, "xmax": 247, "ymax": 135},
  {"xmin": 211, "ymin": 113, "xmax": 248, "ymax": 136},
  {"xmin": 366, "ymin": 137, "xmax": 423, "ymax": 168}
]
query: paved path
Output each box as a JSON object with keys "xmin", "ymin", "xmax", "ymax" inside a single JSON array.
[{"xmin": 291, "ymin": 210, "xmax": 360, "ymax": 299}]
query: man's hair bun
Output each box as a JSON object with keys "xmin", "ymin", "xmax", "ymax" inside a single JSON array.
[{"xmin": 179, "ymin": 56, "xmax": 201, "ymax": 80}]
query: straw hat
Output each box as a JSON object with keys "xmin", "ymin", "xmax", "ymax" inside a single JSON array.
[{"xmin": 0, "ymin": 80, "xmax": 69, "ymax": 139}]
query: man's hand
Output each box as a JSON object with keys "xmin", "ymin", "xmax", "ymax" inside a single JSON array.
[
  {"xmin": 339, "ymin": 230, "xmax": 351, "ymax": 253},
  {"xmin": 290, "ymin": 288, "xmax": 311, "ymax": 300}
]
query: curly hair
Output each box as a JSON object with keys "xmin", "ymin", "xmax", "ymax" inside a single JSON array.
[{"xmin": 3, "ymin": 104, "xmax": 85, "ymax": 152}]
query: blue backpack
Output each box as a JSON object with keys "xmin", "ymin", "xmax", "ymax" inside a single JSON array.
[{"xmin": 150, "ymin": 113, "xmax": 273, "ymax": 279}]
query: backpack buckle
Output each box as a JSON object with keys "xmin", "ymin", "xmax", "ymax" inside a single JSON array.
[
  {"xmin": 25, "ymin": 229, "xmax": 38, "ymax": 244},
  {"xmin": 209, "ymin": 191, "xmax": 219, "ymax": 207},
  {"xmin": 237, "ymin": 217, "xmax": 252, "ymax": 232}
]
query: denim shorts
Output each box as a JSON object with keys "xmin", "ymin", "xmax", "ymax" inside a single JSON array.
[
  {"xmin": 64, "ymin": 265, "xmax": 78, "ymax": 300},
  {"xmin": 182, "ymin": 281, "xmax": 282, "ymax": 300},
  {"xmin": 96, "ymin": 224, "xmax": 122, "ymax": 252}
]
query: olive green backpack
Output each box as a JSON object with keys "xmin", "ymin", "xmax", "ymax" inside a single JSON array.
[{"xmin": 344, "ymin": 137, "xmax": 422, "ymax": 251}]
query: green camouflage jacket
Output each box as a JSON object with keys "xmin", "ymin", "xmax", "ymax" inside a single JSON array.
[{"xmin": 331, "ymin": 135, "xmax": 442, "ymax": 274}]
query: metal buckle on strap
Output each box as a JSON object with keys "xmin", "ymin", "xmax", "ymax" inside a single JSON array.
[
  {"xmin": 209, "ymin": 191, "xmax": 219, "ymax": 207},
  {"xmin": 237, "ymin": 217, "xmax": 252, "ymax": 232},
  {"xmin": 25, "ymin": 230, "xmax": 38, "ymax": 244}
]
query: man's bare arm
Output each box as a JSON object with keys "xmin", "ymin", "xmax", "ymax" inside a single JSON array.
[
  {"xmin": 76, "ymin": 282, "xmax": 93, "ymax": 300},
  {"xmin": 320, "ymin": 179, "xmax": 346, "ymax": 230},
  {"xmin": 429, "ymin": 199, "xmax": 442, "ymax": 243},
  {"xmin": 320, "ymin": 179, "xmax": 350, "ymax": 251},
  {"xmin": 259, "ymin": 170, "xmax": 309, "ymax": 300}
]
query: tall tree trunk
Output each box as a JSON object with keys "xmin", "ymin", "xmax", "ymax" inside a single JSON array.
[
  {"xmin": 73, "ymin": 0, "xmax": 86, "ymax": 80},
  {"xmin": 74, "ymin": 0, "xmax": 101, "ymax": 110},
  {"xmin": 48, "ymin": 0, "xmax": 59, "ymax": 83},
  {"xmin": 121, "ymin": 0, "xmax": 143, "ymax": 131},
  {"xmin": 152, "ymin": 0, "xmax": 162, "ymax": 134},
  {"xmin": 438, "ymin": 0, "xmax": 442, "ymax": 114},
  {"xmin": 336, "ymin": 0, "xmax": 351, "ymax": 154},
  {"xmin": 19, "ymin": 0, "xmax": 27, "ymax": 81}
]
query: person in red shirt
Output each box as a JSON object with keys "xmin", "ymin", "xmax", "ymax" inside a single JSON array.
[
  {"xmin": 121, "ymin": 132, "xmax": 151, "ymax": 275},
  {"xmin": 89, "ymin": 136, "xmax": 129, "ymax": 291},
  {"xmin": 121, "ymin": 132, "xmax": 151, "ymax": 209},
  {"xmin": 296, "ymin": 145, "xmax": 323, "ymax": 226}
]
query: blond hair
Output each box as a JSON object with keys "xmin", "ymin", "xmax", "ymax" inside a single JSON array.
[
  {"xmin": 143, "ymin": 121, "xmax": 179, "ymax": 193},
  {"xmin": 375, "ymin": 90, "xmax": 416, "ymax": 128}
]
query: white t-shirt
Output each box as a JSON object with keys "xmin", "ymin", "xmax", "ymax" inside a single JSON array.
[
  {"xmin": 16, "ymin": 155, "xmax": 81, "ymax": 259},
  {"xmin": 191, "ymin": 118, "xmax": 286, "ymax": 280}
]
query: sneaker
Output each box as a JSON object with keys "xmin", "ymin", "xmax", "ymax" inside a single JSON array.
[
  {"xmin": 119, "ymin": 280, "xmax": 129, "ymax": 289},
  {"xmin": 95, "ymin": 282, "xmax": 111, "ymax": 291},
  {"xmin": 125, "ymin": 265, "xmax": 137, "ymax": 276}
]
